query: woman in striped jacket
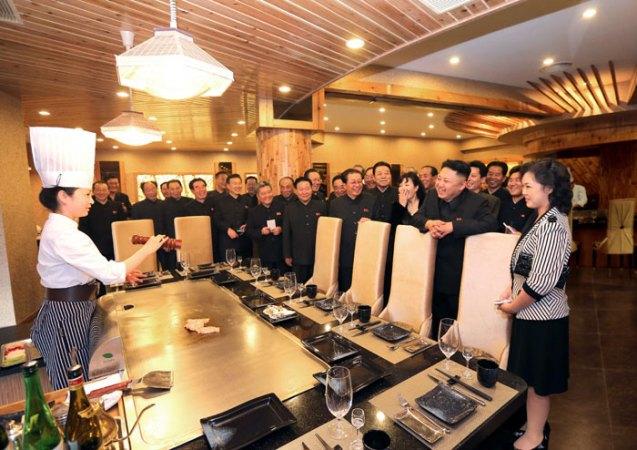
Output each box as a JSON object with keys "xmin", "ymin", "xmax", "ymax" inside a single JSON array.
[{"xmin": 498, "ymin": 159, "xmax": 572, "ymax": 450}]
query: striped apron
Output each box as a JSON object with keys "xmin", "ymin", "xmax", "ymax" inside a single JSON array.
[{"xmin": 30, "ymin": 284, "xmax": 103, "ymax": 389}]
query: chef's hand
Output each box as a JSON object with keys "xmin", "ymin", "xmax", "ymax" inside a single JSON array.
[
  {"xmin": 142, "ymin": 234, "xmax": 168, "ymax": 253},
  {"xmin": 285, "ymin": 257, "xmax": 293, "ymax": 266},
  {"xmin": 227, "ymin": 228, "xmax": 239, "ymax": 239},
  {"xmin": 272, "ymin": 226, "xmax": 282, "ymax": 236},
  {"xmin": 261, "ymin": 227, "xmax": 271, "ymax": 235},
  {"xmin": 126, "ymin": 269, "xmax": 143, "ymax": 286}
]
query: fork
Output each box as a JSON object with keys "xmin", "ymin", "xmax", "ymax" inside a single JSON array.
[
  {"xmin": 387, "ymin": 336, "xmax": 419, "ymax": 351},
  {"xmin": 398, "ymin": 394, "xmax": 451, "ymax": 434}
]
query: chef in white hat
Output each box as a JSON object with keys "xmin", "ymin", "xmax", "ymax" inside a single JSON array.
[{"xmin": 29, "ymin": 127, "xmax": 167, "ymax": 389}]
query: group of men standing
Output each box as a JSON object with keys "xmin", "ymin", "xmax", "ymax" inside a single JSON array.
[{"xmin": 80, "ymin": 159, "xmax": 530, "ymax": 332}]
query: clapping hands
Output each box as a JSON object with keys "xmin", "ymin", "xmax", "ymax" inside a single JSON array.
[{"xmin": 425, "ymin": 220, "xmax": 453, "ymax": 239}]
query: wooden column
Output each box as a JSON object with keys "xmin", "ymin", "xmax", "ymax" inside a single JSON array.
[{"xmin": 256, "ymin": 128, "xmax": 312, "ymax": 192}]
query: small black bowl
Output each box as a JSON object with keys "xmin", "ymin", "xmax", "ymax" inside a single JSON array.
[
  {"xmin": 363, "ymin": 429, "xmax": 390, "ymax": 450},
  {"xmin": 305, "ymin": 284, "xmax": 318, "ymax": 299},
  {"xmin": 476, "ymin": 358, "xmax": 499, "ymax": 388},
  {"xmin": 270, "ymin": 269, "xmax": 280, "ymax": 281},
  {"xmin": 358, "ymin": 305, "xmax": 372, "ymax": 324}
]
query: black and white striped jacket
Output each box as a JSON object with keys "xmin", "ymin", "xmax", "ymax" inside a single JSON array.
[{"xmin": 510, "ymin": 207, "xmax": 571, "ymax": 320}]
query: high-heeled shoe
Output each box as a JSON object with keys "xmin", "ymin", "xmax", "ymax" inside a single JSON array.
[
  {"xmin": 513, "ymin": 423, "xmax": 550, "ymax": 450},
  {"xmin": 512, "ymin": 422, "xmax": 551, "ymax": 441}
]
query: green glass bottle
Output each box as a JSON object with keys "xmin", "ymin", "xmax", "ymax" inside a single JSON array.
[
  {"xmin": 22, "ymin": 361, "xmax": 62, "ymax": 450},
  {"xmin": 0, "ymin": 423, "xmax": 8, "ymax": 450},
  {"xmin": 64, "ymin": 365, "xmax": 102, "ymax": 450}
]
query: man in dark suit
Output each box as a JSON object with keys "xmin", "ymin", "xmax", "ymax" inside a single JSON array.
[
  {"xmin": 411, "ymin": 160, "xmax": 497, "ymax": 335},
  {"xmin": 273, "ymin": 176, "xmax": 296, "ymax": 205},
  {"xmin": 242, "ymin": 175, "xmax": 258, "ymax": 208},
  {"xmin": 106, "ymin": 176, "xmax": 132, "ymax": 217},
  {"xmin": 468, "ymin": 160, "xmax": 500, "ymax": 221},
  {"xmin": 207, "ymin": 171, "xmax": 228, "ymax": 261},
  {"xmin": 247, "ymin": 182, "xmax": 285, "ymax": 272},
  {"xmin": 282, "ymin": 177, "xmax": 327, "ymax": 283},
  {"xmin": 132, "ymin": 180, "xmax": 168, "ymax": 270},
  {"xmin": 304, "ymin": 168, "xmax": 326, "ymax": 203},
  {"xmin": 485, "ymin": 160, "xmax": 512, "ymax": 204},
  {"xmin": 329, "ymin": 168, "xmax": 377, "ymax": 291},
  {"xmin": 161, "ymin": 179, "xmax": 193, "ymax": 269},
  {"xmin": 215, "ymin": 174, "xmax": 252, "ymax": 260}
]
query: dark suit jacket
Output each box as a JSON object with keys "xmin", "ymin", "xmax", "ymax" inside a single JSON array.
[{"xmin": 411, "ymin": 189, "xmax": 497, "ymax": 295}]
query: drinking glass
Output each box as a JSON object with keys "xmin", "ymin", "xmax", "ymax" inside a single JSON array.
[
  {"xmin": 225, "ymin": 249, "xmax": 236, "ymax": 272},
  {"xmin": 250, "ymin": 258, "xmax": 261, "ymax": 284},
  {"xmin": 262, "ymin": 267, "xmax": 271, "ymax": 284},
  {"xmin": 350, "ymin": 408, "xmax": 365, "ymax": 450},
  {"xmin": 462, "ymin": 346, "xmax": 476, "ymax": 379},
  {"xmin": 283, "ymin": 272, "xmax": 297, "ymax": 303},
  {"xmin": 438, "ymin": 318, "xmax": 460, "ymax": 370},
  {"xmin": 346, "ymin": 298, "xmax": 357, "ymax": 329},
  {"xmin": 333, "ymin": 302, "xmax": 348, "ymax": 326},
  {"xmin": 179, "ymin": 252, "xmax": 191, "ymax": 275},
  {"xmin": 325, "ymin": 366, "xmax": 353, "ymax": 440},
  {"xmin": 236, "ymin": 255, "xmax": 243, "ymax": 269}
]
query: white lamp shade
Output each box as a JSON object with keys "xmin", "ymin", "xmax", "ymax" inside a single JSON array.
[
  {"xmin": 116, "ymin": 28, "xmax": 234, "ymax": 100},
  {"xmin": 101, "ymin": 111, "xmax": 163, "ymax": 146}
]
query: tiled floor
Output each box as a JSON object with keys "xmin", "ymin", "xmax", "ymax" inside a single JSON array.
[{"xmin": 548, "ymin": 267, "xmax": 637, "ymax": 450}]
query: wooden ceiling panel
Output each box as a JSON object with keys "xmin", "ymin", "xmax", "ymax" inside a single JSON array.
[{"xmin": 1, "ymin": 0, "xmax": 524, "ymax": 152}]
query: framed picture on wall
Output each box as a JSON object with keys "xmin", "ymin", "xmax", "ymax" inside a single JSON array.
[
  {"xmin": 390, "ymin": 164, "xmax": 401, "ymax": 186},
  {"xmin": 216, "ymin": 161, "xmax": 233, "ymax": 173}
]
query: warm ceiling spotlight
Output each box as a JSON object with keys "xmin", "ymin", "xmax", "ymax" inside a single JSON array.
[
  {"xmin": 582, "ymin": 8, "xmax": 597, "ymax": 19},
  {"xmin": 542, "ymin": 57, "xmax": 555, "ymax": 66},
  {"xmin": 380, "ymin": 120, "xmax": 386, "ymax": 125},
  {"xmin": 96, "ymin": 137, "xmax": 104, "ymax": 142},
  {"xmin": 420, "ymin": 132, "xmax": 426, "ymax": 137},
  {"xmin": 112, "ymin": 145, "xmax": 119, "ymax": 149},
  {"xmin": 237, "ymin": 120, "xmax": 246, "ymax": 125},
  {"xmin": 456, "ymin": 134, "xmax": 462, "ymax": 139},
  {"xmin": 231, "ymin": 132, "xmax": 238, "ymax": 137},
  {"xmin": 324, "ymin": 116, "xmax": 329, "ymax": 121},
  {"xmin": 148, "ymin": 115, "xmax": 157, "ymax": 121},
  {"xmin": 427, "ymin": 112, "xmax": 434, "ymax": 117},
  {"xmin": 428, "ymin": 124, "xmax": 434, "ymax": 129},
  {"xmin": 278, "ymin": 85, "xmax": 291, "ymax": 94},
  {"xmin": 226, "ymin": 141, "xmax": 233, "ymax": 145},
  {"xmin": 38, "ymin": 110, "xmax": 50, "ymax": 116},
  {"xmin": 379, "ymin": 107, "xmax": 386, "ymax": 113},
  {"xmin": 116, "ymin": 91, "xmax": 129, "ymax": 98},
  {"xmin": 223, "ymin": 147, "xmax": 229, "ymax": 151},
  {"xmin": 166, "ymin": 139, "xmax": 173, "ymax": 144},
  {"xmin": 449, "ymin": 56, "xmax": 460, "ymax": 65},
  {"xmin": 171, "ymin": 146, "xmax": 177, "ymax": 151},
  {"xmin": 380, "ymin": 129, "xmax": 386, "ymax": 134},
  {"xmin": 346, "ymin": 37, "xmax": 365, "ymax": 49},
  {"xmin": 334, "ymin": 126, "xmax": 340, "ymax": 131}
]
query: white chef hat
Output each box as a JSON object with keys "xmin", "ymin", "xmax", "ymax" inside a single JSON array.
[{"xmin": 30, "ymin": 127, "xmax": 96, "ymax": 189}]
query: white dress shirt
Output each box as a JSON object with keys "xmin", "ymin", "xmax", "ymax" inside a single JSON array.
[{"xmin": 38, "ymin": 213, "xmax": 126, "ymax": 288}]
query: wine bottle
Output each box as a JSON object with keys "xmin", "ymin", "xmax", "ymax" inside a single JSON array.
[
  {"xmin": 0, "ymin": 423, "xmax": 8, "ymax": 450},
  {"xmin": 22, "ymin": 361, "xmax": 62, "ymax": 450},
  {"xmin": 64, "ymin": 365, "xmax": 102, "ymax": 450}
]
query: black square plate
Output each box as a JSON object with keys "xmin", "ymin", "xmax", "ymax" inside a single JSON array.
[
  {"xmin": 242, "ymin": 294, "xmax": 276, "ymax": 310},
  {"xmin": 313, "ymin": 298, "xmax": 336, "ymax": 312},
  {"xmin": 258, "ymin": 306, "xmax": 298, "ymax": 324},
  {"xmin": 201, "ymin": 393, "xmax": 296, "ymax": 450},
  {"xmin": 189, "ymin": 268, "xmax": 217, "ymax": 279},
  {"xmin": 302, "ymin": 332, "xmax": 359, "ymax": 363},
  {"xmin": 211, "ymin": 272, "xmax": 236, "ymax": 286},
  {"xmin": 371, "ymin": 323, "xmax": 411, "ymax": 342},
  {"xmin": 313, "ymin": 355, "xmax": 388, "ymax": 393},
  {"xmin": 415, "ymin": 383, "xmax": 477, "ymax": 424},
  {"xmin": 124, "ymin": 276, "xmax": 160, "ymax": 290}
]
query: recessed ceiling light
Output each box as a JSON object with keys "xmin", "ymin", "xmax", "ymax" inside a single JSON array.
[
  {"xmin": 334, "ymin": 126, "xmax": 340, "ymax": 131},
  {"xmin": 223, "ymin": 147, "xmax": 229, "ymax": 151},
  {"xmin": 74, "ymin": 127, "xmax": 83, "ymax": 130},
  {"xmin": 324, "ymin": 116, "xmax": 329, "ymax": 121},
  {"xmin": 428, "ymin": 124, "xmax": 434, "ymax": 129},
  {"xmin": 116, "ymin": 91, "xmax": 129, "ymax": 98},
  {"xmin": 231, "ymin": 132, "xmax": 238, "ymax": 137},
  {"xmin": 379, "ymin": 107, "xmax": 386, "ymax": 113},
  {"xmin": 420, "ymin": 132, "xmax": 426, "ymax": 137},
  {"xmin": 171, "ymin": 146, "xmax": 177, "ymax": 151},
  {"xmin": 227, "ymin": 141, "xmax": 233, "ymax": 145},
  {"xmin": 96, "ymin": 137, "xmax": 104, "ymax": 142},
  {"xmin": 166, "ymin": 139, "xmax": 173, "ymax": 144},
  {"xmin": 112, "ymin": 145, "xmax": 119, "ymax": 149},
  {"xmin": 380, "ymin": 120, "xmax": 386, "ymax": 125},
  {"xmin": 323, "ymin": 103, "xmax": 327, "ymax": 107},
  {"xmin": 582, "ymin": 8, "xmax": 596, "ymax": 19},
  {"xmin": 427, "ymin": 112, "xmax": 434, "ymax": 118},
  {"xmin": 542, "ymin": 57, "xmax": 555, "ymax": 66},
  {"xmin": 148, "ymin": 115, "xmax": 157, "ymax": 121},
  {"xmin": 380, "ymin": 129, "xmax": 386, "ymax": 134},
  {"xmin": 346, "ymin": 38, "xmax": 365, "ymax": 49},
  {"xmin": 278, "ymin": 85, "xmax": 291, "ymax": 94},
  {"xmin": 38, "ymin": 110, "xmax": 50, "ymax": 116},
  {"xmin": 237, "ymin": 120, "xmax": 245, "ymax": 125},
  {"xmin": 456, "ymin": 134, "xmax": 462, "ymax": 139},
  {"xmin": 449, "ymin": 56, "xmax": 460, "ymax": 65}
]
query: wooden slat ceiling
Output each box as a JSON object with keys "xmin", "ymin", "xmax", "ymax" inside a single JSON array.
[{"xmin": 0, "ymin": 0, "xmax": 522, "ymax": 152}]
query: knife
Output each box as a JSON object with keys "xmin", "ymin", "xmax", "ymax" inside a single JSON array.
[
  {"xmin": 435, "ymin": 368, "xmax": 493, "ymax": 401},
  {"xmin": 315, "ymin": 432, "xmax": 332, "ymax": 450},
  {"xmin": 352, "ymin": 323, "xmax": 383, "ymax": 336},
  {"xmin": 355, "ymin": 320, "xmax": 380, "ymax": 331},
  {"xmin": 427, "ymin": 374, "xmax": 486, "ymax": 406}
]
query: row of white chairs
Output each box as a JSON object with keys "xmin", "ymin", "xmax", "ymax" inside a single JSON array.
[{"xmin": 112, "ymin": 216, "xmax": 518, "ymax": 368}]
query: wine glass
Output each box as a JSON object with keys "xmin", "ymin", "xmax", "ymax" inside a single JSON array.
[
  {"xmin": 350, "ymin": 408, "xmax": 365, "ymax": 450},
  {"xmin": 225, "ymin": 249, "xmax": 236, "ymax": 272},
  {"xmin": 283, "ymin": 272, "xmax": 297, "ymax": 304},
  {"xmin": 346, "ymin": 298, "xmax": 357, "ymax": 329},
  {"xmin": 236, "ymin": 255, "xmax": 243, "ymax": 270},
  {"xmin": 462, "ymin": 346, "xmax": 476, "ymax": 379},
  {"xmin": 325, "ymin": 366, "xmax": 353, "ymax": 440},
  {"xmin": 438, "ymin": 318, "xmax": 460, "ymax": 370},
  {"xmin": 333, "ymin": 302, "xmax": 348, "ymax": 327},
  {"xmin": 250, "ymin": 258, "xmax": 261, "ymax": 284},
  {"xmin": 262, "ymin": 267, "xmax": 271, "ymax": 284},
  {"xmin": 179, "ymin": 252, "xmax": 191, "ymax": 275}
]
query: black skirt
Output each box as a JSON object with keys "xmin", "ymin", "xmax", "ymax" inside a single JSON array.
[{"xmin": 507, "ymin": 316, "xmax": 569, "ymax": 396}]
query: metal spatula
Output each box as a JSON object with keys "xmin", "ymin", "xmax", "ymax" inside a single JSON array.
[{"xmin": 88, "ymin": 370, "xmax": 174, "ymax": 399}]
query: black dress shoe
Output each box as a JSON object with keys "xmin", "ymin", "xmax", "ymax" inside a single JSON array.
[{"xmin": 513, "ymin": 422, "xmax": 551, "ymax": 442}]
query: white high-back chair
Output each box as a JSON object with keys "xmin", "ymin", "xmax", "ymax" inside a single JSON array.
[
  {"xmin": 174, "ymin": 216, "xmax": 213, "ymax": 266},
  {"xmin": 112, "ymin": 219, "xmax": 157, "ymax": 273},
  {"xmin": 342, "ymin": 220, "xmax": 390, "ymax": 316},
  {"xmin": 305, "ymin": 217, "xmax": 342, "ymax": 297},
  {"xmin": 456, "ymin": 232, "xmax": 519, "ymax": 369},
  {"xmin": 379, "ymin": 226, "xmax": 437, "ymax": 337}
]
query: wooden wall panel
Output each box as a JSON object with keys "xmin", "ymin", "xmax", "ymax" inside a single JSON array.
[
  {"xmin": 256, "ymin": 128, "xmax": 312, "ymax": 192},
  {"xmin": 558, "ymin": 156, "xmax": 601, "ymax": 201},
  {"xmin": 598, "ymin": 141, "xmax": 637, "ymax": 209}
]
